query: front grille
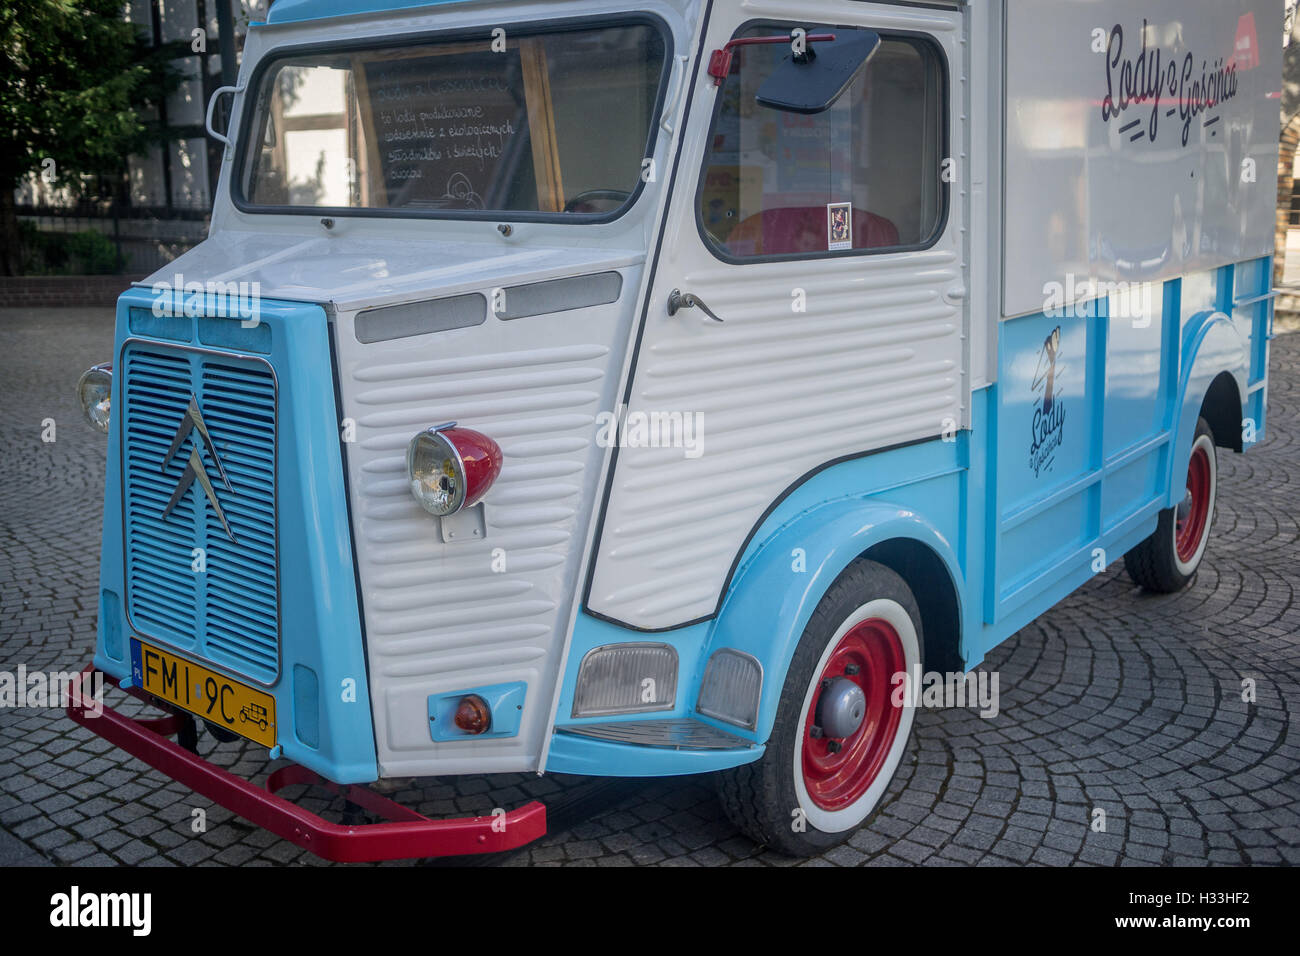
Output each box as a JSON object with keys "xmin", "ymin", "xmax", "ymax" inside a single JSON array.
[{"xmin": 121, "ymin": 342, "xmax": 279, "ymax": 683}]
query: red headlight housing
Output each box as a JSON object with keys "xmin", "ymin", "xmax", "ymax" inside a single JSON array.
[{"xmin": 406, "ymin": 423, "xmax": 503, "ymax": 517}]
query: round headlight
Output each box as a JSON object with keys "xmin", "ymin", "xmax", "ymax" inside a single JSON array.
[
  {"xmin": 77, "ymin": 364, "xmax": 113, "ymax": 434},
  {"xmin": 406, "ymin": 423, "xmax": 503, "ymax": 517}
]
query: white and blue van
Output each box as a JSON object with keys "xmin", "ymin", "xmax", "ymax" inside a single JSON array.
[{"xmin": 69, "ymin": 0, "xmax": 1280, "ymax": 859}]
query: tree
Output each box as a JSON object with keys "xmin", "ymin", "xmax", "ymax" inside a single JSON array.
[{"xmin": 0, "ymin": 0, "xmax": 184, "ymax": 275}]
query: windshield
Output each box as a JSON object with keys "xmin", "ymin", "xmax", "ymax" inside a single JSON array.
[{"xmin": 239, "ymin": 21, "xmax": 667, "ymax": 218}]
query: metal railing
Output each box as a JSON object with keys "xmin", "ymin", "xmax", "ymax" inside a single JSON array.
[{"xmin": 16, "ymin": 199, "xmax": 211, "ymax": 277}]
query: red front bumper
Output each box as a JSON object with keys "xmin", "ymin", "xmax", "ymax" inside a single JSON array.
[{"xmin": 65, "ymin": 666, "xmax": 547, "ymax": 862}]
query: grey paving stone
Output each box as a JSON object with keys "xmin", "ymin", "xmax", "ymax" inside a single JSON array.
[{"xmin": 2, "ymin": 310, "xmax": 1299, "ymax": 869}]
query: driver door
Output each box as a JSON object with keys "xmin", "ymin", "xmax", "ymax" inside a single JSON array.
[{"xmin": 587, "ymin": 0, "xmax": 968, "ymax": 631}]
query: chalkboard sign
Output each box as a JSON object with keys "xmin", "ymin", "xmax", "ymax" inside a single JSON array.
[{"xmin": 361, "ymin": 48, "xmax": 533, "ymax": 209}]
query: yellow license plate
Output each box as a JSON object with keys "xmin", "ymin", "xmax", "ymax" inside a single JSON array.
[{"xmin": 130, "ymin": 640, "xmax": 277, "ymax": 748}]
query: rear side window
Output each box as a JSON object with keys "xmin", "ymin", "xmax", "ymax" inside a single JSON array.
[{"xmin": 698, "ymin": 25, "xmax": 946, "ymax": 261}]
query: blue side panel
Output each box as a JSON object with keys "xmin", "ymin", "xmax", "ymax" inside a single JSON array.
[
  {"xmin": 94, "ymin": 287, "xmax": 378, "ymax": 784},
  {"xmin": 992, "ymin": 304, "xmax": 1097, "ymax": 619},
  {"xmin": 983, "ymin": 281, "xmax": 1180, "ymax": 634},
  {"xmin": 1100, "ymin": 282, "xmax": 1176, "ymax": 529},
  {"xmin": 265, "ymin": 0, "xmax": 475, "ymax": 24},
  {"xmin": 1165, "ymin": 265, "xmax": 1252, "ymax": 509},
  {"xmin": 1230, "ymin": 256, "xmax": 1272, "ymax": 446},
  {"xmin": 977, "ymin": 261, "xmax": 1258, "ymax": 660}
]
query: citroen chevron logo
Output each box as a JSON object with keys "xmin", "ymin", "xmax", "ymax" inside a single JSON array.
[{"xmin": 161, "ymin": 396, "xmax": 237, "ymax": 544}]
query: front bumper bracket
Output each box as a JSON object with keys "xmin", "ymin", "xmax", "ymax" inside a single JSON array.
[{"xmin": 65, "ymin": 665, "xmax": 546, "ymax": 862}]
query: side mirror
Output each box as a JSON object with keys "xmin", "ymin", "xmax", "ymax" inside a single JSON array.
[{"xmin": 756, "ymin": 30, "xmax": 880, "ymax": 114}]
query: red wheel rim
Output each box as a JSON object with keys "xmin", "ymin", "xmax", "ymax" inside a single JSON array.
[
  {"xmin": 1175, "ymin": 445, "xmax": 1211, "ymax": 564},
  {"xmin": 801, "ymin": 618, "xmax": 906, "ymax": 812}
]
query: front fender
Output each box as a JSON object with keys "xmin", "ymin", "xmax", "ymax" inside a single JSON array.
[
  {"xmin": 706, "ymin": 497, "xmax": 962, "ymax": 744},
  {"xmin": 1167, "ymin": 310, "xmax": 1247, "ymax": 508}
]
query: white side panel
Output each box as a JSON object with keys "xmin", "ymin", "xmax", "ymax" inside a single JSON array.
[
  {"xmin": 587, "ymin": 0, "xmax": 967, "ymax": 631},
  {"xmin": 1003, "ymin": 0, "xmax": 1282, "ymax": 318},
  {"xmin": 334, "ymin": 263, "xmax": 643, "ymax": 777}
]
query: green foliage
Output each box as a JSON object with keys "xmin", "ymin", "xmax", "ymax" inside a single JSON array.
[
  {"xmin": 61, "ymin": 228, "xmax": 124, "ymax": 274},
  {"xmin": 0, "ymin": 0, "xmax": 187, "ymax": 194},
  {"xmin": 18, "ymin": 221, "xmax": 124, "ymax": 275}
]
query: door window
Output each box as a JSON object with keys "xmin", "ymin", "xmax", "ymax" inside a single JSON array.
[{"xmin": 697, "ymin": 24, "xmax": 946, "ymax": 261}]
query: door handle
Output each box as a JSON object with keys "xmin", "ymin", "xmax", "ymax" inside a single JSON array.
[{"xmin": 667, "ymin": 289, "xmax": 725, "ymax": 322}]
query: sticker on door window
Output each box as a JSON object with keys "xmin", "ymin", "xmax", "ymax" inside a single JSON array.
[{"xmin": 827, "ymin": 202, "xmax": 853, "ymax": 251}]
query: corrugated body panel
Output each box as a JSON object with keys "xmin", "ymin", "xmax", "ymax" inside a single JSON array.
[
  {"xmin": 334, "ymin": 268, "xmax": 639, "ymax": 776},
  {"xmin": 122, "ymin": 343, "xmax": 279, "ymax": 683},
  {"xmin": 588, "ymin": 250, "xmax": 965, "ymax": 629},
  {"xmin": 350, "ymin": 349, "xmax": 600, "ymax": 654}
]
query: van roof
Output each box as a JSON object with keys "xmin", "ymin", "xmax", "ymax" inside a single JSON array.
[{"xmin": 265, "ymin": 0, "xmax": 475, "ymax": 25}]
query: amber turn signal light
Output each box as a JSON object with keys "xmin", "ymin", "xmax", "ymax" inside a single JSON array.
[{"xmin": 453, "ymin": 695, "xmax": 491, "ymax": 734}]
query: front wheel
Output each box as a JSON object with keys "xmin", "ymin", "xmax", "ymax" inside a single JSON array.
[
  {"xmin": 715, "ymin": 559, "xmax": 923, "ymax": 856},
  {"xmin": 1124, "ymin": 416, "xmax": 1218, "ymax": 592}
]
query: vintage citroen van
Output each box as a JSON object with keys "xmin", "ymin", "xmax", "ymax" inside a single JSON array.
[{"xmin": 69, "ymin": 0, "xmax": 1280, "ymax": 860}]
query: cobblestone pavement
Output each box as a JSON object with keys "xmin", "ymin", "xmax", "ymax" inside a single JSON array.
[{"xmin": 1, "ymin": 307, "xmax": 1297, "ymax": 867}]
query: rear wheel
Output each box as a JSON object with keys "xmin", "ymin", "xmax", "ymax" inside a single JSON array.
[
  {"xmin": 715, "ymin": 559, "xmax": 922, "ymax": 856},
  {"xmin": 1124, "ymin": 416, "xmax": 1218, "ymax": 592}
]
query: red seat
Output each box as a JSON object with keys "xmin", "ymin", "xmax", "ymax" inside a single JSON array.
[{"xmin": 728, "ymin": 206, "xmax": 900, "ymax": 256}]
